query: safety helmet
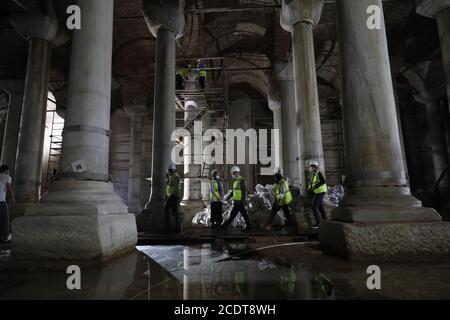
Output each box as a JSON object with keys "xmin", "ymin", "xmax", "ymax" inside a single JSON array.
[
  {"xmin": 168, "ymin": 164, "xmax": 176, "ymax": 171},
  {"xmin": 309, "ymin": 160, "xmax": 319, "ymax": 168},
  {"xmin": 231, "ymin": 166, "xmax": 240, "ymax": 174},
  {"xmin": 211, "ymin": 169, "xmax": 219, "ymax": 177}
]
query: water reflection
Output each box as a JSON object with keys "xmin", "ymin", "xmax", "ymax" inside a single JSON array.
[{"xmin": 136, "ymin": 243, "xmax": 335, "ymax": 300}]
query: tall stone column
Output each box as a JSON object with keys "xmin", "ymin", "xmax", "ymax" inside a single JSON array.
[
  {"xmin": 200, "ymin": 110, "xmax": 214, "ymax": 201},
  {"xmin": 319, "ymin": 0, "xmax": 450, "ymax": 261},
  {"xmin": 12, "ymin": 0, "xmax": 137, "ymax": 260},
  {"xmin": 124, "ymin": 105, "xmax": 146, "ymax": 214},
  {"xmin": 424, "ymin": 100, "xmax": 450, "ymax": 192},
  {"xmin": 9, "ymin": 13, "xmax": 57, "ymax": 203},
  {"xmin": 404, "ymin": 64, "xmax": 450, "ymax": 214},
  {"xmin": 274, "ymin": 62, "xmax": 301, "ymax": 187},
  {"xmin": 268, "ymin": 96, "xmax": 284, "ymax": 173},
  {"xmin": 417, "ymin": 1, "xmax": 450, "ymax": 108},
  {"xmin": 182, "ymin": 73, "xmax": 204, "ymax": 212},
  {"xmin": 281, "ymin": 0, "xmax": 325, "ymax": 195},
  {"xmin": 1, "ymin": 91, "xmax": 23, "ymax": 178},
  {"xmin": 140, "ymin": 0, "xmax": 185, "ymax": 231}
]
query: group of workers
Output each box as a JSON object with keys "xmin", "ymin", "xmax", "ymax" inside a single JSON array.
[
  {"xmin": 163, "ymin": 161, "xmax": 328, "ymax": 233},
  {"xmin": 176, "ymin": 59, "xmax": 207, "ymax": 90}
]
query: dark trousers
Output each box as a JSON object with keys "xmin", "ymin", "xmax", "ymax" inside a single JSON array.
[
  {"xmin": 0, "ymin": 202, "xmax": 10, "ymax": 241},
  {"xmin": 267, "ymin": 204, "xmax": 297, "ymax": 227},
  {"xmin": 176, "ymin": 75, "xmax": 184, "ymax": 90},
  {"xmin": 312, "ymin": 192, "xmax": 326, "ymax": 226},
  {"xmin": 164, "ymin": 195, "xmax": 180, "ymax": 231},
  {"xmin": 210, "ymin": 201, "xmax": 223, "ymax": 227},
  {"xmin": 199, "ymin": 76, "xmax": 206, "ymax": 89},
  {"xmin": 223, "ymin": 202, "xmax": 251, "ymax": 228}
]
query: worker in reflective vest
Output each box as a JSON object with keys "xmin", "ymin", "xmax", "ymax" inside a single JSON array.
[
  {"xmin": 196, "ymin": 59, "xmax": 207, "ymax": 89},
  {"xmin": 307, "ymin": 161, "xmax": 328, "ymax": 229},
  {"xmin": 210, "ymin": 169, "xmax": 224, "ymax": 228},
  {"xmin": 176, "ymin": 64, "xmax": 189, "ymax": 90},
  {"xmin": 222, "ymin": 166, "xmax": 252, "ymax": 232},
  {"xmin": 164, "ymin": 164, "xmax": 181, "ymax": 233},
  {"xmin": 265, "ymin": 172, "xmax": 298, "ymax": 232}
]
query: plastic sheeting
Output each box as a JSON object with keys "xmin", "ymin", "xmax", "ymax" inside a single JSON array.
[{"xmin": 328, "ymin": 185, "xmax": 345, "ymax": 206}]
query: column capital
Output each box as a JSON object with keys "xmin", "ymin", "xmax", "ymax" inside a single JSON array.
[
  {"xmin": 123, "ymin": 104, "xmax": 148, "ymax": 118},
  {"xmin": 416, "ymin": 0, "xmax": 450, "ymax": 18},
  {"xmin": 273, "ymin": 61, "xmax": 294, "ymax": 82},
  {"xmin": 9, "ymin": 13, "xmax": 58, "ymax": 42},
  {"xmin": 268, "ymin": 96, "xmax": 282, "ymax": 111},
  {"xmin": 142, "ymin": 0, "xmax": 185, "ymax": 39},
  {"xmin": 280, "ymin": 0, "xmax": 325, "ymax": 32}
]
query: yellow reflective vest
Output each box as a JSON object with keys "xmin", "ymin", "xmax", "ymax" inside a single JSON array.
[
  {"xmin": 275, "ymin": 178, "xmax": 293, "ymax": 206},
  {"xmin": 232, "ymin": 176, "xmax": 244, "ymax": 201},
  {"xmin": 176, "ymin": 67, "xmax": 188, "ymax": 78},
  {"xmin": 210, "ymin": 179, "xmax": 221, "ymax": 202},
  {"xmin": 308, "ymin": 171, "xmax": 327, "ymax": 194},
  {"xmin": 166, "ymin": 172, "xmax": 181, "ymax": 197}
]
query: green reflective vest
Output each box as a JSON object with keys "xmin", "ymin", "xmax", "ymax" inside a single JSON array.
[
  {"xmin": 166, "ymin": 172, "xmax": 181, "ymax": 197},
  {"xmin": 210, "ymin": 179, "xmax": 220, "ymax": 202},
  {"xmin": 275, "ymin": 178, "xmax": 293, "ymax": 206},
  {"xmin": 309, "ymin": 171, "xmax": 328, "ymax": 194},
  {"xmin": 197, "ymin": 64, "xmax": 207, "ymax": 78},
  {"xmin": 232, "ymin": 176, "xmax": 244, "ymax": 201},
  {"xmin": 176, "ymin": 68, "xmax": 188, "ymax": 78}
]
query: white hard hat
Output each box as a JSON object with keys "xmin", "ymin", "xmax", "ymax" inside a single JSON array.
[
  {"xmin": 168, "ymin": 164, "xmax": 176, "ymax": 171},
  {"xmin": 231, "ymin": 166, "xmax": 240, "ymax": 173},
  {"xmin": 309, "ymin": 160, "xmax": 319, "ymax": 167}
]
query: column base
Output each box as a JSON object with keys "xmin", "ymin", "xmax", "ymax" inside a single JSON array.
[
  {"xmin": 12, "ymin": 180, "xmax": 137, "ymax": 260},
  {"xmin": 332, "ymin": 187, "xmax": 442, "ymax": 222},
  {"xmin": 319, "ymin": 220, "xmax": 450, "ymax": 261}
]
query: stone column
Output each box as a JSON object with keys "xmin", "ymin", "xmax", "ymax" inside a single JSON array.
[
  {"xmin": 424, "ymin": 100, "xmax": 450, "ymax": 191},
  {"xmin": 281, "ymin": 0, "xmax": 325, "ymax": 195},
  {"xmin": 1, "ymin": 91, "xmax": 23, "ymax": 178},
  {"xmin": 124, "ymin": 105, "xmax": 146, "ymax": 214},
  {"xmin": 12, "ymin": 0, "xmax": 137, "ymax": 260},
  {"xmin": 9, "ymin": 13, "xmax": 57, "ymax": 203},
  {"xmin": 228, "ymin": 95, "xmax": 255, "ymax": 191},
  {"xmin": 404, "ymin": 64, "xmax": 450, "ymax": 213},
  {"xmin": 200, "ymin": 111, "xmax": 214, "ymax": 202},
  {"xmin": 140, "ymin": 0, "xmax": 185, "ymax": 231},
  {"xmin": 417, "ymin": 1, "xmax": 450, "ymax": 108},
  {"xmin": 319, "ymin": 0, "xmax": 450, "ymax": 261},
  {"xmin": 181, "ymin": 72, "xmax": 204, "ymax": 212},
  {"xmin": 268, "ymin": 96, "xmax": 284, "ymax": 173},
  {"xmin": 274, "ymin": 62, "xmax": 301, "ymax": 187}
]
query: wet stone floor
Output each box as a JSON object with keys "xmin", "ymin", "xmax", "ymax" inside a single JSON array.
[{"xmin": 1, "ymin": 239, "xmax": 450, "ymax": 299}]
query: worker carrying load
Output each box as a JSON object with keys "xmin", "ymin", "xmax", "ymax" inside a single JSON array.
[
  {"xmin": 264, "ymin": 171, "xmax": 298, "ymax": 232},
  {"xmin": 221, "ymin": 166, "xmax": 252, "ymax": 232}
]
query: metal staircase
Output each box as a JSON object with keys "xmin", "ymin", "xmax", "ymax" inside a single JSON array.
[{"xmin": 42, "ymin": 108, "xmax": 64, "ymax": 194}]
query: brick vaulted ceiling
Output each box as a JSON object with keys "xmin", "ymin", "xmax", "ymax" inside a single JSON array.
[{"xmin": 0, "ymin": 0, "xmax": 444, "ymax": 114}]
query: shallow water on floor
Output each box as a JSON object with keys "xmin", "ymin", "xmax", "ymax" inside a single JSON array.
[{"xmin": 1, "ymin": 241, "xmax": 450, "ymax": 299}]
